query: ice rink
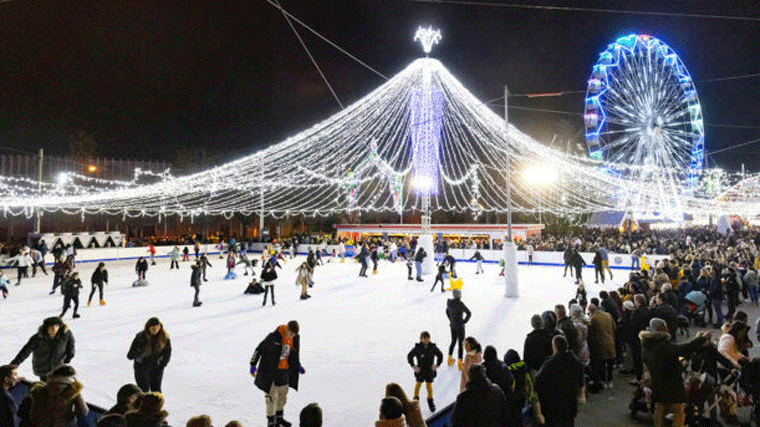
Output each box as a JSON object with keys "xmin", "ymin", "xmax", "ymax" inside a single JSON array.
[{"xmin": 0, "ymin": 254, "xmax": 620, "ymax": 425}]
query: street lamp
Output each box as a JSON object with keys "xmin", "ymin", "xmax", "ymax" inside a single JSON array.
[{"xmin": 522, "ymin": 166, "xmax": 558, "ymax": 224}]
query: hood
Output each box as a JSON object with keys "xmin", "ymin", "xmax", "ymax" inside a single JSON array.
[
  {"xmin": 639, "ymin": 330, "xmax": 671, "ymax": 350},
  {"xmin": 30, "ymin": 376, "xmax": 83, "ymax": 402},
  {"xmin": 504, "ymin": 349, "xmax": 521, "ymax": 365}
]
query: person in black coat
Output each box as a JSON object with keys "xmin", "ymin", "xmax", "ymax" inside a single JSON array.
[
  {"xmin": 535, "ymin": 335, "xmax": 585, "ymax": 427},
  {"xmin": 593, "ymin": 249, "xmax": 605, "ymax": 284},
  {"xmin": 708, "ymin": 271, "xmax": 725, "ymax": 327},
  {"xmin": 190, "ymin": 263, "xmax": 202, "ymax": 307},
  {"xmin": 431, "ymin": 263, "xmax": 447, "ymax": 293},
  {"xmin": 199, "ymin": 253, "xmax": 213, "ymax": 281},
  {"xmin": 127, "ymin": 317, "xmax": 171, "ymax": 393},
  {"xmin": 0, "ymin": 364, "xmax": 20, "ymax": 427},
  {"xmin": 446, "ymin": 289, "xmax": 472, "ymax": 366},
  {"xmin": 570, "ymin": 250, "xmax": 586, "ymax": 284},
  {"xmin": 407, "ymin": 331, "xmax": 443, "ymax": 412},
  {"xmin": 60, "ymin": 273, "xmax": 83, "ymax": 319},
  {"xmin": 629, "ymin": 294, "xmax": 651, "ymax": 382},
  {"xmin": 88, "ymin": 262, "xmax": 109, "ymax": 306},
  {"xmin": 653, "ymin": 294, "xmax": 678, "ymax": 340},
  {"xmin": 250, "ymin": 321, "xmax": 304, "ymax": 427},
  {"xmin": 135, "ymin": 257, "xmax": 149, "ymax": 281},
  {"xmin": 451, "ymin": 364, "xmax": 507, "ymax": 427},
  {"xmin": 482, "ymin": 346, "xmax": 521, "ymax": 427},
  {"xmin": 524, "ymin": 314, "xmax": 554, "ymax": 373},
  {"xmin": 444, "ymin": 252, "xmax": 457, "ymax": 278},
  {"xmin": 599, "ymin": 290, "xmax": 621, "ymax": 320},
  {"xmin": 415, "ymin": 247, "xmax": 427, "ymax": 282},
  {"xmin": 11, "ymin": 317, "xmax": 75, "ymax": 381},
  {"xmin": 356, "ymin": 244, "xmax": 369, "ymax": 278},
  {"xmin": 563, "ymin": 245, "xmax": 574, "ymax": 278}
]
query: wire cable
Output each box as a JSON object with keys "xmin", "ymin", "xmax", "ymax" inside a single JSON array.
[
  {"xmin": 272, "ymin": 0, "xmax": 343, "ymax": 109},
  {"xmin": 399, "ymin": 0, "xmax": 760, "ymax": 22},
  {"xmin": 265, "ymin": 0, "xmax": 388, "ymax": 81}
]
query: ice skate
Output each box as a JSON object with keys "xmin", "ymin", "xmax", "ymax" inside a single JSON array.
[
  {"xmin": 447, "ymin": 355, "xmax": 455, "ymax": 366},
  {"xmin": 73, "ymin": 313, "xmax": 80, "ymax": 318},
  {"xmin": 457, "ymin": 359, "xmax": 463, "ymax": 370},
  {"xmin": 99, "ymin": 299, "xmax": 106, "ymax": 306},
  {"xmin": 87, "ymin": 301, "xmax": 92, "ymax": 307},
  {"xmin": 427, "ymin": 398, "xmax": 436, "ymax": 412}
]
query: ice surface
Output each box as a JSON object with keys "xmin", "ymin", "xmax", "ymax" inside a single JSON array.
[{"xmin": 0, "ymin": 255, "xmax": 618, "ymax": 425}]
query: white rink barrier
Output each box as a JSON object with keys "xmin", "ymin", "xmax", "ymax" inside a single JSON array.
[{"xmin": 25, "ymin": 243, "xmax": 670, "ymax": 271}]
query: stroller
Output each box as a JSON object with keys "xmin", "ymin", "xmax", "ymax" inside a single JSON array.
[{"xmin": 683, "ymin": 290, "xmax": 709, "ymax": 328}]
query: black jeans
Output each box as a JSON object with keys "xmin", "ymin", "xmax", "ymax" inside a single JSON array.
[
  {"xmin": 193, "ymin": 285, "xmax": 200, "ymax": 304},
  {"xmin": 449, "ymin": 327, "xmax": 465, "ymax": 359},
  {"xmin": 52, "ymin": 274, "xmax": 65, "ymax": 292},
  {"xmin": 61, "ymin": 293, "xmax": 79, "ymax": 316},
  {"xmin": 88, "ymin": 283, "xmax": 103, "ymax": 302},
  {"xmin": 263, "ymin": 284, "xmax": 275, "ymax": 305},
  {"xmin": 595, "ymin": 266, "xmax": 605, "ymax": 283},
  {"xmin": 135, "ymin": 367, "xmax": 164, "ymax": 392},
  {"xmin": 359, "ymin": 261, "xmax": 367, "ymax": 277},
  {"xmin": 171, "ymin": 260, "xmax": 179, "ymax": 269},
  {"xmin": 32, "ymin": 261, "xmax": 47, "ymax": 276},
  {"xmin": 16, "ymin": 266, "xmax": 28, "ymax": 284},
  {"xmin": 630, "ymin": 338, "xmax": 643, "ymax": 380},
  {"xmin": 431, "ymin": 274, "xmax": 445, "ymax": 291}
]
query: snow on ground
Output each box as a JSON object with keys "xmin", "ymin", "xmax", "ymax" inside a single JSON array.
[{"xmin": 0, "ymin": 255, "xmax": 620, "ymax": 425}]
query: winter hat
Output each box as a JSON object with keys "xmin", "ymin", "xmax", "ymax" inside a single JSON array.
[
  {"xmin": 623, "ymin": 300, "xmax": 635, "ymax": 311},
  {"xmin": 452, "ymin": 289, "xmax": 462, "ymax": 299},
  {"xmin": 138, "ymin": 392, "xmax": 167, "ymax": 416}
]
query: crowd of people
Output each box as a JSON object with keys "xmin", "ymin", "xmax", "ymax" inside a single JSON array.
[{"xmin": 7, "ymin": 225, "xmax": 760, "ymax": 427}]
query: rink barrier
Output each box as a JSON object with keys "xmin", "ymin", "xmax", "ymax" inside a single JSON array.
[
  {"xmin": 425, "ymin": 402, "xmax": 455, "ymax": 427},
  {"xmin": 11, "ymin": 243, "xmax": 669, "ymax": 272}
]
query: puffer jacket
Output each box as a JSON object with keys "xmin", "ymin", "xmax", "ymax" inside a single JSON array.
[
  {"xmin": 639, "ymin": 330, "xmax": 707, "ymax": 404},
  {"xmin": 12, "ymin": 326, "xmax": 75, "ymax": 378}
]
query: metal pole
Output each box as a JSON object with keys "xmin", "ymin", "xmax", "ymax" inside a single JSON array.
[
  {"xmin": 505, "ymin": 86, "xmax": 512, "ymax": 241},
  {"xmin": 503, "ymin": 85, "xmax": 518, "ymax": 297},
  {"xmin": 35, "ymin": 148, "xmax": 43, "ymax": 233}
]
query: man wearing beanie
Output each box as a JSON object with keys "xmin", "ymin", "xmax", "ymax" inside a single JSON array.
[
  {"xmin": 124, "ymin": 392, "xmax": 168, "ymax": 427},
  {"xmin": 250, "ymin": 320, "xmax": 305, "ymax": 427},
  {"xmin": 640, "ymin": 317, "xmax": 711, "ymax": 427},
  {"xmin": 446, "ymin": 289, "xmax": 471, "ymax": 370}
]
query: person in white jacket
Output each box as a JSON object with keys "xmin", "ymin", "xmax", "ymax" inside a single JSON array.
[{"xmin": 5, "ymin": 249, "xmax": 33, "ymax": 286}]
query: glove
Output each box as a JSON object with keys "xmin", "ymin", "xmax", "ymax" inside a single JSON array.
[
  {"xmin": 413, "ymin": 366, "xmax": 421, "ymax": 373},
  {"xmin": 298, "ymin": 366, "xmax": 306, "ymax": 374},
  {"xmin": 250, "ymin": 365, "xmax": 257, "ymax": 376}
]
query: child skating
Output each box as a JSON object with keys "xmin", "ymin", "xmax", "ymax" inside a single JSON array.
[{"xmin": 407, "ymin": 331, "xmax": 443, "ymax": 412}]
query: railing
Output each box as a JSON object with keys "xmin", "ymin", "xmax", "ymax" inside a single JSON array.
[{"xmin": 425, "ymin": 402, "xmax": 455, "ymax": 427}]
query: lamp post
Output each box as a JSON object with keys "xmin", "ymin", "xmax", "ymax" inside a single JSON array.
[{"xmin": 503, "ymin": 85, "xmax": 518, "ymax": 297}]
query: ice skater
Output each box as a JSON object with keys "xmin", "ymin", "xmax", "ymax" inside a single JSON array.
[
  {"xmin": 338, "ymin": 241, "xmax": 346, "ymax": 263},
  {"xmin": 194, "ymin": 240, "xmax": 201, "ymax": 260},
  {"xmin": 260, "ymin": 258, "xmax": 280, "ymax": 306},
  {"xmin": 5, "ymin": 249, "xmax": 32, "ymax": 286},
  {"xmin": 236, "ymin": 251, "xmax": 256, "ymax": 276},
  {"xmin": 147, "ymin": 244, "xmax": 156, "ymax": 265},
  {"xmin": 407, "ymin": 331, "xmax": 443, "ymax": 412},
  {"xmin": 0, "ymin": 270, "xmax": 9, "ymax": 298},
  {"xmin": 50, "ymin": 256, "xmax": 73, "ymax": 294},
  {"xmin": 30, "ymin": 248, "xmax": 47, "ymax": 277},
  {"xmin": 469, "ymin": 251, "xmax": 484, "ymax": 274},
  {"xmin": 226, "ymin": 252, "xmax": 237, "ymax": 278},
  {"xmin": 191, "ymin": 262, "xmax": 202, "ymax": 307},
  {"xmin": 87, "ymin": 262, "xmax": 108, "ymax": 307},
  {"xmin": 167, "ymin": 246, "xmax": 181, "ymax": 270},
  {"xmin": 570, "ymin": 249, "xmax": 586, "ymax": 284},
  {"xmin": 135, "ymin": 256, "xmax": 149, "ymax": 283},
  {"xmin": 295, "ymin": 261, "xmax": 313, "ymax": 300},
  {"xmin": 445, "ymin": 289, "xmax": 471, "ymax": 370},
  {"xmin": 443, "ymin": 252, "xmax": 457, "ymax": 278},
  {"xmin": 407, "ymin": 258, "xmax": 414, "ymax": 281},
  {"xmin": 249, "ymin": 320, "xmax": 305, "ymax": 427},
  {"xmin": 357, "ymin": 244, "xmax": 369, "ymax": 278},
  {"xmin": 431, "ymin": 263, "xmax": 447, "ymax": 293},
  {"xmin": 371, "ymin": 246, "xmax": 379, "ymax": 274},
  {"xmin": 60, "ymin": 272, "xmax": 82, "ymax": 319},
  {"xmin": 127, "ymin": 317, "xmax": 171, "ymax": 392},
  {"xmin": 182, "ymin": 246, "xmax": 190, "ymax": 262},
  {"xmin": 200, "ymin": 253, "xmax": 212, "ymax": 281},
  {"xmin": 415, "ymin": 247, "xmax": 427, "ymax": 282}
]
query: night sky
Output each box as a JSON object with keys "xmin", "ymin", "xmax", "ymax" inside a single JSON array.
[{"xmin": 0, "ymin": 0, "xmax": 759, "ymax": 172}]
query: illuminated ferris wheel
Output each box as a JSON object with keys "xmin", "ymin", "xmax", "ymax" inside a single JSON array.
[{"xmin": 584, "ymin": 34, "xmax": 705, "ymax": 193}]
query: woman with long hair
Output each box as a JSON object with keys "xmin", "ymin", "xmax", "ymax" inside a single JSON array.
[
  {"xmin": 385, "ymin": 383, "xmax": 426, "ymax": 426},
  {"xmin": 459, "ymin": 337, "xmax": 482, "ymax": 392},
  {"xmin": 127, "ymin": 317, "xmax": 172, "ymax": 392}
]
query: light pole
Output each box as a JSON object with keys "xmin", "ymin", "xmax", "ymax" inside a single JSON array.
[{"xmin": 503, "ymin": 85, "xmax": 518, "ymax": 297}]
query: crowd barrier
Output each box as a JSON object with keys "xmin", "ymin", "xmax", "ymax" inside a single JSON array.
[{"xmin": 22, "ymin": 243, "xmax": 670, "ymax": 272}]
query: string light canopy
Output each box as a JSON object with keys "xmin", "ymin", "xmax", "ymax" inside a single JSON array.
[{"xmin": 0, "ymin": 36, "xmax": 748, "ymax": 222}]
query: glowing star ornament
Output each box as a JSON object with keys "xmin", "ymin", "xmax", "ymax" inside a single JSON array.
[{"xmin": 414, "ymin": 26, "xmax": 442, "ymax": 55}]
